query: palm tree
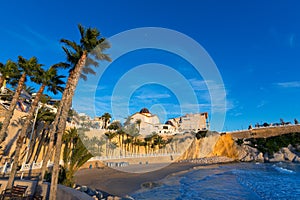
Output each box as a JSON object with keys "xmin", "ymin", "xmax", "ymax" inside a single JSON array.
[
  {"xmin": 61, "ymin": 128, "xmax": 92, "ymax": 186},
  {"xmin": 136, "ymin": 119, "xmax": 142, "ymax": 132},
  {"xmin": 23, "ymin": 85, "xmax": 35, "ymax": 95},
  {"xmin": 101, "ymin": 112, "xmax": 111, "ymax": 129},
  {"xmin": 95, "ymin": 137, "xmax": 105, "ymax": 156},
  {"xmin": 31, "ymin": 106, "xmax": 56, "ymax": 162},
  {"xmin": 87, "ymin": 136, "xmax": 98, "ymax": 154},
  {"xmin": 0, "ymin": 57, "xmax": 40, "ymax": 148},
  {"xmin": 0, "ymin": 60, "xmax": 20, "ymax": 90},
  {"xmin": 6, "ymin": 65, "xmax": 65, "ymax": 189},
  {"xmin": 104, "ymin": 131, "xmax": 117, "ymax": 156},
  {"xmin": 49, "ymin": 24, "xmax": 110, "ymax": 200}
]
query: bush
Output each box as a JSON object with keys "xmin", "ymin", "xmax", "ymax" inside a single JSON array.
[
  {"xmin": 43, "ymin": 166, "xmax": 67, "ymax": 184},
  {"xmin": 236, "ymin": 139, "xmax": 244, "ymax": 146},
  {"xmin": 245, "ymin": 132, "xmax": 300, "ymax": 154},
  {"xmin": 195, "ymin": 130, "xmax": 207, "ymax": 140}
]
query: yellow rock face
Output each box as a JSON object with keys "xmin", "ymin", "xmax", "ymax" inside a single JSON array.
[
  {"xmin": 212, "ymin": 134, "xmax": 240, "ymax": 159},
  {"xmin": 180, "ymin": 134, "xmax": 242, "ymax": 160}
]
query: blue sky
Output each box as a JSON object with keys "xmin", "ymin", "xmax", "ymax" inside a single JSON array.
[{"xmin": 1, "ymin": 0, "xmax": 300, "ymax": 131}]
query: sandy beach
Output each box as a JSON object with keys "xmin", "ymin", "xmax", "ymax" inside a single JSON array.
[
  {"xmin": 75, "ymin": 157, "xmax": 235, "ymax": 197},
  {"xmin": 75, "ymin": 162, "xmax": 198, "ymax": 197}
]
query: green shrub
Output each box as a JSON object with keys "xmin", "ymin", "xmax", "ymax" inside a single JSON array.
[{"xmin": 245, "ymin": 132, "xmax": 300, "ymax": 154}]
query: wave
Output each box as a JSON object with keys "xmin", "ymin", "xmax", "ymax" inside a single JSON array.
[
  {"xmin": 272, "ymin": 164, "xmax": 295, "ymax": 174},
  {"xmin": 132, "ymin": 163, "xmax": 300, "ymax": 200}
]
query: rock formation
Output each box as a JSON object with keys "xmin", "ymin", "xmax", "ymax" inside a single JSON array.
[{"xmin": 180, "ymin": 132, "xmax": 300, "ymax": 163}]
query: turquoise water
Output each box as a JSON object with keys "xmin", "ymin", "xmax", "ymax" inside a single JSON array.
[{"xmin": 131, "ymin": 162, "xmax": 300, "ymax": 200}]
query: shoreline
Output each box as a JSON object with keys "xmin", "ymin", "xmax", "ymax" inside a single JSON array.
[{"xmin": 74, "ymin": 156, "xmax": 237, "ymax": 198}]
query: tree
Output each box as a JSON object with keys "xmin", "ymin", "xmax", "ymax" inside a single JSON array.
[
  {"xmin": 95, "ymin": 137, "xmax": 105, "ymax": 156},
  {"xmin": 295, "ymin": 118, "xmax": 299, "ymax": 125},
  {"xmin": 0, "ymin": 57, "xmax": 40, "ymax": 147},
  {"xmin": 31, "ymin": 106, "xmax": 56, "ymax": 162},
  {"xmin": 136, "ymin": 119, "xmax": 142, "ymax": 132},
  {"xmin": 108, "ymin": 121, "xmax": 122, "ymax": 130},
  {"xmin": 6, "ymin": 65, "xmax": 65, "ymax": 189},
  {"xmin": 49, "ymin": 24, "xmax": 111, "ymax": 200},
  {"xmin": 101, "ymin": 112, "xmax": 111, "ymax": 129},
  {"xmin": 104, "ymin": 131, "xmax": 117, "ymax": 156},
  {"xmin": 61, "ymin": 128, "xmax": 92, "ymax": 186},
  {"xmin": 0, "ymin": 60, "xmax": 20, "ymax": 90},
  {"xmin": 23, "ymin": 85, "xmax": 35, "ymax": 95},
  {"xmin": 263, "ymin": 122, "xmax": 269, "ymax": 127},
  {"xmin": 123, "ymin": 124, "xmax": 139, "ymax": 154}
]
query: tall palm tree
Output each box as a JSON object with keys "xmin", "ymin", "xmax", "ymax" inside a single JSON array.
[
  {"xmin": 101, "ymin": 112, "xmax": 111, "ymax": 129},
  {"xmin": 0, "ymin": 56, "xmax": 40, "ymax": 147},
  {"xmin": 0, "ymin": 60, "xmax": 20, "ymax": 90},
  {"xmin": 31, "ymin": 106, "xmax": 56, "ymax": 162},
  {"xmin": 49, "ymin": 24, "xmax": 110, "ymax": 200},
  {"xmin": 95, "ymin": 137, "xmax": 105, "ymax": 156},
  {"xmin": 104, "ymin": 131, "xmax": 117, "ymax": 156},
  {"xmin": 6, "ymin": 65, "xmax": 65, "ymax": 189},
  {"xmin": 136, "ymin": 119, "xmax": 142, "ymax": 133}
]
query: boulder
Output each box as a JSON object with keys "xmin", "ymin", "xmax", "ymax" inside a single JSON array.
[
  {"xmin": 95, "ymin": 191, "xmax": 103, "ymax": 199},
  {"xmin": 287, "ymin": 144, "xmax": 295, "ymax": 151},
  {"xmin": 257, "ymin": 152, "xmax": 264, "ymax": 162},
  {"xmin": 295, "ymin": 144, "xmax": 300, "ymax": 151},
  {"xmin": 80, "ymin": 186, "xmax": 88, "ymax": 192},
  {"xmin": 293, "ymin": 156, "xmax": 300, "ymax": 163},
  {"xmin": 281, "ymin": 147, "xmax": 297, "ymax": 161},
  {"xmin": 240, "ymin": 145, "xmax": 263, "ymax": 162},
  {"xmin": 269, "ymin": 152, "xmax": 285, "ymax": 162},
  {"xmin": 263, "ymin": 152, "xmax": 269, "ymax": 162},
  {"xmin": 107, "ymin": 196, "xmax": 121, "ymax": 200}
]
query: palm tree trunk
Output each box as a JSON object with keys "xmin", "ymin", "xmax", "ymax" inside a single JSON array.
[
  {"xmin": 0, "ymin": 77, "xmax": 4, "ymax": 90},
  {"xmin": 33, "ymin": 128, "xmax": 47, "ymax": 162},
  {"xmin": 6, "ymin": 84, "xmax": 45, "ymax": 189},
  {"xmin": 38, "ymin": 112, "xmax": 60, "ymax": 185},
  {"xmin": 49, "ymin": 52, "xmax": 87, "ymax": 200},
  {"xmin": 0, "ymin": 73, "xmax": 26, "ymax": 150},
  {"xmin": 39, "ymin": 57, "xmax": 85, "ymax": 185}
]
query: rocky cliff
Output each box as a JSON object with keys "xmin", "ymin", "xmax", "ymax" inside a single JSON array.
[
  {"xmin": 180, "ymin": 132, "xmax": 246, "ymax": 160},
  {"xmin": 180, "ymin": 132, "xmax": 300, "ymax": 163}
]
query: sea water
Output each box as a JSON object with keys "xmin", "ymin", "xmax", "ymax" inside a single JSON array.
[{"xmin": 131, "ymin": 162, "xmax": 300, "ymax": 200}]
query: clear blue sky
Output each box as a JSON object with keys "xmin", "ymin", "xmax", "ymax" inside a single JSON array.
[{"xmin": 1, "ymin": 0, "xmax": 300, "ymax": 131}]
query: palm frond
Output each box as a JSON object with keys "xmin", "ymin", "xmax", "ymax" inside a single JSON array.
[{"xmin": 79, "ymin": 73, "xmax": 87, "ymax": 81}]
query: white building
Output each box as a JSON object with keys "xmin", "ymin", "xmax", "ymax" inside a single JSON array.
[
  {"xmin": 129, "ymin": 108, "xmax": 161, "ymax": 136},
  {"xmin": 129, "ymin": 108, "xmax": 209, "ymax": 136},
  {"xmin": 167, "ymin": 113, "xmax": 209, "ymax": 132}
]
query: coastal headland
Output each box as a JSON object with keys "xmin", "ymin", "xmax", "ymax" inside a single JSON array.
[{"xmin": 75, "ymin": 125, "xmax": 300, "ymax": 198}]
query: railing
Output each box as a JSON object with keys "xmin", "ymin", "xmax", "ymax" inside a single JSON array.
[
  {"xmin": 88, "ymin": 153, "xmax": 181, "ymax": 161},
  {"xmin": 0, "ymin": 153, "xmax": 180, "ymax": 173},
  {"xmin": 0, "ymin": 160, "xmax": 56, "ymax": 174}
]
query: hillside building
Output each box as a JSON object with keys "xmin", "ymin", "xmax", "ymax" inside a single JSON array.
[{"xmin": 129, "ymin": 108, "xmax": 209, "ymax": 135}]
